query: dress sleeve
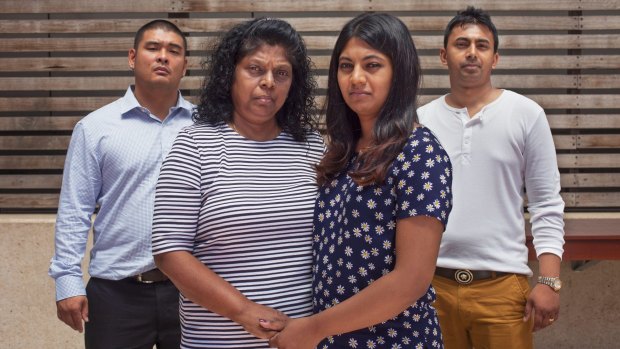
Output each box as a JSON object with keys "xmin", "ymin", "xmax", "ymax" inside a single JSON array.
[
  {"xmin": 152, "ymin": 129, "xmax": 203, "ymax": 254},
  {"xmin": 393, "ymin": 129, "xmax": 453, "ymax": 228}
]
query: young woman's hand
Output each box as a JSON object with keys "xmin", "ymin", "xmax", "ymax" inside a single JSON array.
[{"xmin": 262, "ymin": 317, "xmax": 323, "ymax": 349}]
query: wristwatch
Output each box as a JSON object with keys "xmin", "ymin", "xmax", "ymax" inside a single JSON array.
[{"xmin": 537, "ymin": 276, "xmax": 562, "ymax": 292}]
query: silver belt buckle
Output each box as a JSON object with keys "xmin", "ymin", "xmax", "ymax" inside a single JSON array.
[
  {"xmin": 136, "ymin": 273, "xmax": 155, "ymax": 284},
  {"xmin": 455, "ymin": 269, "xmax": 474, "ymax": 285}
]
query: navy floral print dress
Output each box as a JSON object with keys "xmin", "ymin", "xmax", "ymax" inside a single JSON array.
[{"xmin": 312, "ymin": 127, "xmax": 452, "ymax": 349}]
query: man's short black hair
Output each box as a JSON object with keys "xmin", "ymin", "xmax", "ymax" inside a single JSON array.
[
  {"xmin": 134, "ymin": 19, "xmax": 188, "ymax": 55},
  {"xmin": 443, "ymin": 6, "xmax": 499, "ymax": 53}
]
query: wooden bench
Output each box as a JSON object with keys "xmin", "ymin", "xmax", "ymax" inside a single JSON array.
[
  {"xmin": 1, "ymin": 0, "xmax": 619, "ymax": 259},
  {"xmin": 526, "ymin": 213, "xmax": 620, "ymax": 262}
]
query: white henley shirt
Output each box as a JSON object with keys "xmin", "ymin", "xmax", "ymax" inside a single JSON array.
[{"xmin": 418, "ymin": 90, "xmax": 564, "ymax": 276}]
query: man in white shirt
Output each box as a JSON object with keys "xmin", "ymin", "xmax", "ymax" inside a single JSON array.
[{"xmin": 418, "ymin": 6, "xmax": 565, "ymax": 349}]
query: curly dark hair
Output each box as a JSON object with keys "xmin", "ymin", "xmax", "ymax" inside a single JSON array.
[
  {"xmin": 193, "ymin": 17, "xmax": 317, "ymax": 141},
  {"xmin": 316, "ymin": 13, "xmax": 422, "ymax": 187}
]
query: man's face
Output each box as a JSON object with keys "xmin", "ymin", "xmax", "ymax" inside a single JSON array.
[
  {"xmin": 128, "ymin": 28, "xmax": 187, "ymax": 91},
  {"xmin": 440, "ymin": 23, "xmax": 498, "ymax": 88}
]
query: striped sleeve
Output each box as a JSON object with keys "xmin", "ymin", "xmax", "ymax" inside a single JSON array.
[{"xmin": 152, "ymin": 129, "xmax": 202, "ymax": 254}]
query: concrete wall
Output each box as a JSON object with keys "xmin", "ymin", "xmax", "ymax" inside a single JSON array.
[
  {"xmin": 1, "ymin": 215, "xmax": 84, "ymax": 349},
  {"xmin": 1, "ymin": 214, "xmax": 619, "ymax": 348}
]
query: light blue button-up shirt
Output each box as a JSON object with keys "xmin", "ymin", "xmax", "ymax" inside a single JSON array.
[{"xmin": 49, "ymin": 86, "xmax": 194, "ymax": 301}]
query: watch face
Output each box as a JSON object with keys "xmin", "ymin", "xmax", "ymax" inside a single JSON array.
[{"xmin": 552, "ymin": 279, "xmax": 562, "ymax": 290}]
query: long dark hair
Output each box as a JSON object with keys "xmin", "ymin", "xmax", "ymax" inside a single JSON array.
[
  {"xmin": 193, "ymin": 17, "xmax": 317, "ymax": 141},
  {"xmin": 316, "ymin": 13, "xmax": 422, "ymax": 186}
]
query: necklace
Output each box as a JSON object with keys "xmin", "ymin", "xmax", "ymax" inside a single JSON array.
[{"xmin": 356, "ymin": 139, "xmax": 373, "ymax": 153}]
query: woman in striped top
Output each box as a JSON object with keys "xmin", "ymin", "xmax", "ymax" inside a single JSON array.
[{"xmin": 151, "ymin": 18, "xmax": 324, "ymax": 348}]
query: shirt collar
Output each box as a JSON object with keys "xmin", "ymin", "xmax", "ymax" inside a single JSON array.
[
  {"xmin": 120, "ymin": 85, "xmax": 193, "ymax": 118},
  {"xmin": 440, "ymin": 94, "xmax": 471, "ymax": 122},
  {"xmin": 440, "ymin": 90, "xmax": 506, "ymax": 123}
]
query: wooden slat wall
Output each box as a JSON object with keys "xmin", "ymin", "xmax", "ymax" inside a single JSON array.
[{"xmin": 1, "ymin": 0, "xmax": 619, "ymax": 212}]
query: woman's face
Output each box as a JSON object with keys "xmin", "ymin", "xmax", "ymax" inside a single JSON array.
[
  {"xmin": 337, "ymin": 37, "xmax": 393, "ymax": 123},
  {"xmin": 231, "ymin": 44, "xmax": 293, "ymax": 129}
]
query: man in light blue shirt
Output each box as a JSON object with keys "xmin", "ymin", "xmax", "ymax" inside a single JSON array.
[{"xmin": 49, "ymin": 19, "xmax": 194, "ymax": 349}]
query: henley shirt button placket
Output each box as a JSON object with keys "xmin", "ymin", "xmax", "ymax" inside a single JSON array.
[{"xmin": 458, "ymin": 111, "xmax": 473, "ymax": 165}]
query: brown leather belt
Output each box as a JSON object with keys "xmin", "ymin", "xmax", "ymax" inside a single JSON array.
[
  {"xmin": 128, "ymin": 268, "xmax": 169, "ymax": 284},
  {"xmin": 435, "ymin": 267, "xmax": 509, "ymax": 285}
]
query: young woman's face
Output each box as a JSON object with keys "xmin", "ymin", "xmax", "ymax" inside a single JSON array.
[{"xmin": 337, "ymin": 37, "xmax": 393, "ymax": 123}]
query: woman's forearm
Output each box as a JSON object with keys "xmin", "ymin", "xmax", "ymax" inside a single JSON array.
[
  {"xmin": 155, "ymin": 250, "xmax": 286, "ymax": 338},
  {"xmin": 311, "ymin": 215, "xmax": 442, "ymax": 339}
]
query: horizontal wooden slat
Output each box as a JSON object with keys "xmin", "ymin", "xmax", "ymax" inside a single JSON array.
[
  {"xmin": 0, "ymin": 154, "xmax": 620, "ymax": 170},
  {"xmin": 3, "ymin": 191, "xmax": 618, "ymax": 210},
  {"xmin": 580, "ymin": 75, "xmax": 620, "ymax": 89},
  {"xmin": 0, "ymin": 18, "xmax": 248, "ymax": 34},
  {"xmin": 316, "ymin": 55, "xmax": 620, "ymax": 72},
  {"xmin": 3, "ymin": 138, "xmax": 620, "ymax": 158},
  {"xmin": 0, "ymin": 116, "xmax": 81, "ymax": 131},
  {"xmin": 528, "ymin": 95, "xmax": 620, "ymax": 109},
  {"xmin": 0, "ymin": 74, "xmax": 594, "ymax": 92},
  {"xmin": 561, "ymin": 173, "xmax": 620, "ymax": 188},
  {"xmin": 2, "ymin": 55, "xmax": 619, "ymax": 73},
  {"xmin": 2, "ymin": 94, "xmax": 618, "ymax": 112},
  {"xmin": 572, "ymin": 115, "xmax": 620, "ymax": 129},
  {"xmin": 5, "ymin": 173, "xmax": 620, "ymax": 190},
  {"xmin": 548, "ymin": 115, "xmax": 620, "ymax": 129},
  {"xmin": 2, "ymin": 114, "xmax": 617, "ymax": 132},
  {"xmin": 0, "ymin": 175, "xmax": 62, "ymax": 189},
  {"xmin": 0, "ymin": 57, "xmax": 203, "ymax": 72},
  {"xmin": 0, "ymin": 77, "xmax": 202, "ymax": 91},
  {"xmin": 0, "ymin": 156, "xmax": 66, "ymax": 170},
  {"xmin": 557, "ymin": 154, "xmax": 620, "ymax": 168},
  {"xmin": 553, "ymin": 135, "xmax": 620, "ymax": 150},
  {"xmin": 0, "ymin": 75, "xmax": 614, "ymax": 96},
  {"xmin": 561, "ymin": 192, "xmax": 620, "ymax": 208},
  {"xmin": 0, "ymin": 16, "xmax": 589, "ymax": 34},
  {"xmin": 0, "ymin": 0, "xmax": 375, "ymax": 13},
  {"xmin": 7, "ymin": 172, "xmax": 620, "ymax": 191},
  {"xmin": 553, "ymin": 135, "xmax": 577, "ymax": 150},
  {"xmin": 580, "ymin": 15, "xmax": 620, "ymax": 30},
  {"xmin": 9, "ymin": 173, "xmax": 620, "ymax": 191},
  {"xmin": 0, "ymin": 136, "xmax": 70, "ymax": 151},
  {"xmin": 7, "ymin": 0, "xmax": 616, "ymax": 14},
  {"xmin": 0, "ymin": 193, "xmax": 59, "ymax": 209},
  {"xmin": 577, "ymin": 135, "xmax": 620, "ymax": 149},
  {"xmin": 0, "ymin": 16, "xmax": 614, "ymax": 39},
  {"xmin": 304, "ymin": 34, "xmax": 620, "ymax": 51},
  {"xmin": 0, "ymin": 135, "xmax": 620, "ymax": 154},
  {"xmin": 3, "ymin": 34, "xmax": 618, "ymax": 52},
  {"xmin": 0, "ymin": 97, "xmax": 119, "ymax": 112}
]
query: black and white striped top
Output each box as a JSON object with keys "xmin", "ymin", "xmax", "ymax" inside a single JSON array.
[{"xmin": 152, "ymin": 122, "xmax": 325, "ymax": 349}]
